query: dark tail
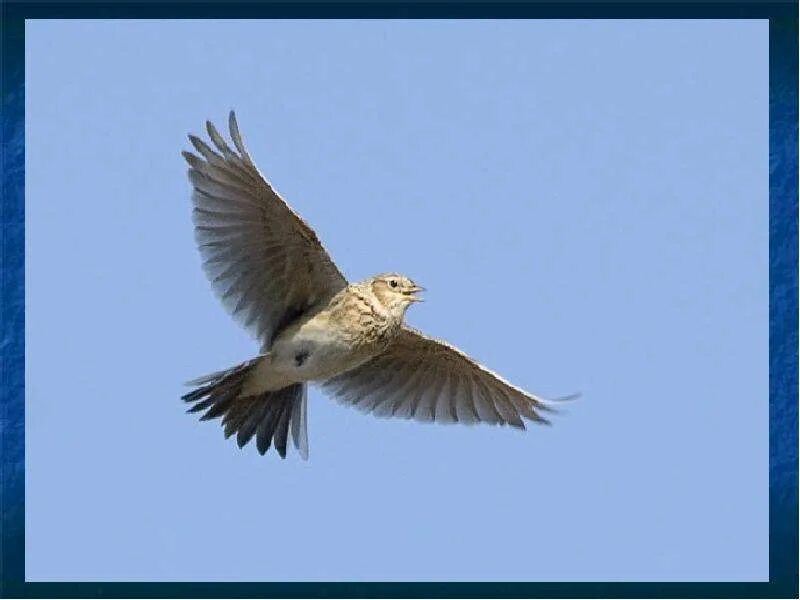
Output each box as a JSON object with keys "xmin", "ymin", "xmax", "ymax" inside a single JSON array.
[{"xmin": 182, "ymin": 359, "xmax": 308, "ymax": 460}]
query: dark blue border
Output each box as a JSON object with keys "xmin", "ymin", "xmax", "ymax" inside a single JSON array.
[
  {"xmin": 768, "ymin": 15, "xmax": 799, "ymax": 597},
  {"xmin": 2, "ymin": 3, "xmax": 797, "ymax": 598},
  {"xmin": 1, "ymin": 12, "xmax": 26, "ymax": 598},
  {"xmin": 0, "ymin": 1, "xmax": 798, "ymax": 19}
]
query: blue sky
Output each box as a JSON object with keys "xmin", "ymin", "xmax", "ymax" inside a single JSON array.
[{"xmin": 25, "ymin": 19, "xmax": 768, "ymax": 581}]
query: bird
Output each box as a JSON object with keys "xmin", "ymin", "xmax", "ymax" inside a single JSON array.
[{"xmin": 182, "ymin": 112, "xmax": 578, "ymax": 460}]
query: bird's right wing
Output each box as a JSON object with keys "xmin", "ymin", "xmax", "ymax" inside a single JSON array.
[
  {"xmin": 184, "ymin": 112, "xmax": 348, "ymax": 346},
  {"xmin": 322, "ymin": 326, "xmax": 577, "ymax": 428}
]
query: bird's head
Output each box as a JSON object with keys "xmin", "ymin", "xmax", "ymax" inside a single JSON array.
[{"xmin": 370, "ymin": 273, "xmax": 425, "ymax": 316}]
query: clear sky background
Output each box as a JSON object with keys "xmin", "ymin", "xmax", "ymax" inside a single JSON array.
[{"xmin": 25, "ymin": 20, "xmax": 768, "ymax": 581}]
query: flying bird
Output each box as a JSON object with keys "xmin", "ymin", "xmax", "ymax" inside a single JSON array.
[{"xmin": 182, "ymin": 112, "xmax": 577, "ymax": 460}]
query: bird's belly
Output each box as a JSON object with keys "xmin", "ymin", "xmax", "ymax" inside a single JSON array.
[
  {"xmin": 240, "ymin": 311, "xmax": 394, "ymax": 396},
  {"xmin": 270, "ymin": 326, "xmax": 380, "ymax": 383}
]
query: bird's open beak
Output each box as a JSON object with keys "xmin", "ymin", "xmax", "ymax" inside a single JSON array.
[{"xmin": 405, "ymin": 285, "xmax": 426, "ymax": 303}]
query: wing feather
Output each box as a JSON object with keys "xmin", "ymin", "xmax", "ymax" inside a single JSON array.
[
  {"xmin": 434, "ymin": 369, "xmax": 457, "ymax": 423},
  {"xmin": 454, "ymin": 374, "xmax": 480, "ymax": 425}
]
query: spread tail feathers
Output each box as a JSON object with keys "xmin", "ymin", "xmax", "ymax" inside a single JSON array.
[{"xmin": 182, "ymin": 359, "xmax": 309, "ymax": 460}]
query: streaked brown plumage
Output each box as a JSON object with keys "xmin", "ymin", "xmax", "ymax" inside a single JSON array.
[{"xmin": 183, "ymin": 112, "xmax": 577, "ymax": 460}]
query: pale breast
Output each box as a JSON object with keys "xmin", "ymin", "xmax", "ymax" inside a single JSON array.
[{"xmin": 327, "ymin": 286, "xmax": 396, "ymax": 345}]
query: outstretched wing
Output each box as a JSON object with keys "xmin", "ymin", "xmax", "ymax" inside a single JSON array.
[
  {"xmin": 322, "ymin": 327, "xmax": 577, "ymax": 428},
  {"xmin": 184, "ymin": 112, "xmax": 348, "ymax": 346}
]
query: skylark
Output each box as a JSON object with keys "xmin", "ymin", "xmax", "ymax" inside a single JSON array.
[{"xmin": 183, "ymin": 112, "xmax": 577, "ymax": 459}]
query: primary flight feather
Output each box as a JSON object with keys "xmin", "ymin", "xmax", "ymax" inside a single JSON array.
[{"xmin": 183, "ymin": 112, "xmax": 577, "ymax": 460}]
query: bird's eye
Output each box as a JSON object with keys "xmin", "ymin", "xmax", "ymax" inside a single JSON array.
[{"xmin": 389, "ymin": 280, "xmax": 398, "ymax": 288}]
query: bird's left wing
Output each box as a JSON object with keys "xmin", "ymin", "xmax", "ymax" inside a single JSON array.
[
  {"xmin": 184, "ymin": 112, "xmax": 348, "ymax": 346},
  {"xmin": 322, "ymin": 327, "xmax": 575, "ymax": 428}
]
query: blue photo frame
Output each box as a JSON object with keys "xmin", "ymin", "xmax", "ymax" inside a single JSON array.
[{"xmin": 1, "ymin": 2, "xmax": 796, "ymax": 597}]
